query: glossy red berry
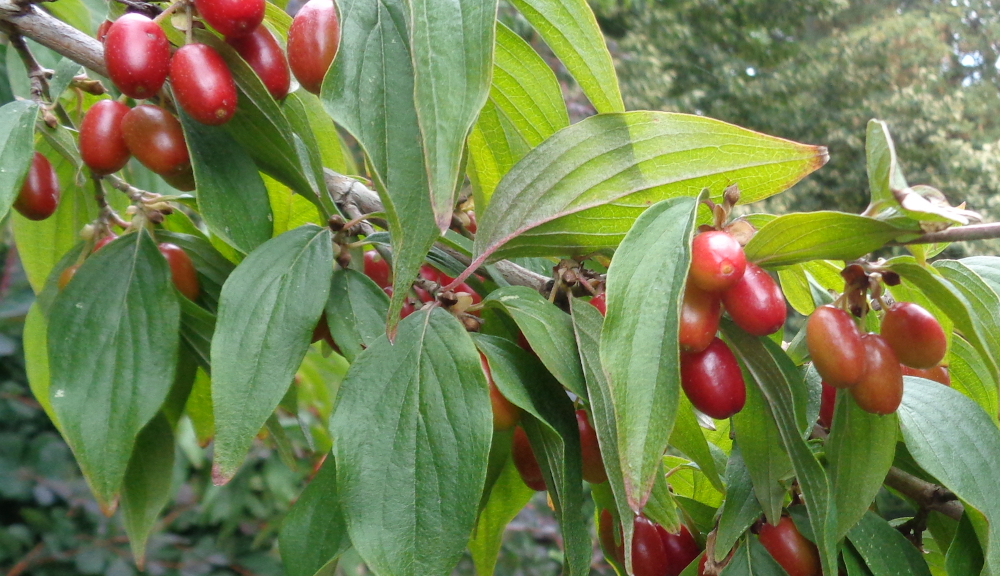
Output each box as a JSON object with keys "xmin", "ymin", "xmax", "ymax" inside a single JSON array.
[
  {"xmin": 194, "ymin": 0, "xmax": 264, "ymax": 38},
  {"xmin": 121, "ymin": 105, "xmax": 191, "ymax": 180},
  {"xmin": 806, "ymin": 305, "xmax": 865, "ymax": 389},
  {"xmin": 690, "ymin": 231, "xmax": 747, "ymax": 292},
  {"xmin": 58, "ymin": 264, "xmax": 78, "ymax": 291},
  {"xmin": 576, "ymin": 409, "xmax": 606, "ymax": 484},
  {"xmin": 226, "ymin": 25, "xmax": 291, "ymax": 100},
  {"xmin": 363, "ymin": 250, "xmax": 391, "ymax": 288},
  {"xmin": 656, "ymin": 524, "xmax": 701, "ymax": 576},
  {"xmin": 103, "ymin": 14, "xmax": 170, "ymax": 99},
  {"xmin": 681, "ymin": 338, "xmax": 746, "ymax": 419},
  {"xmin": 680, "ymin": 281, "xmax": 722, "ymax": 353},
  {"xmin": 512, "ymin": 426, "xmax": 546, "ymax": 491},
  {"xmin": 599, "ymin": 509, "xmax": 624, "ymax": 565},
  {"xmin": 96, "ymin": 19, "xmax": 112, "ymax": 43},
  {"xmin": 850, "ymin": 334, "xmax": 904, "ymax": 415},
  {"xmin": 92, "ymin": 234, "xmax": 117, "ymax": 253},
  {"xmin": 721, "ymin": 263, "xmax": 786, "ymax": 336},
  {"xmin": 901, "ymin": 364, "xmax": 951, "ymax": 387},
  {"xmin": 170, "ymin": 44, "xmax": 238, "ymax": 126},
  {"xmin": 467, "ymin": 212, "xmax": 478, "ymax": 234},
  {"xmin": 79, "ymin": 100, "xmax": 131, "ymax": 175},
  {"xmin": 158, "ymin": 243, "xmax": 200, "ymax": 301},
  {"xmin": 589, "ymin": 293, "xmax": 607, "ymax": 316},
  {"xmin": 14, "ymin": 152, "xmax": 59, "ymax": 221},
  {"xmin": 632, "ymin": 516, "xmax": 670, "ymax": 576},
  {"xmin": 287, "ymin": 0, "xmax": 340, "ymax": 94},
  {"xmin": 757, "ymin": 516, "xmax": 821, "ymax": 576},
  {"xmin": 481, "ymin": 353, "xmax": 520, "ymax": 430},
  {"xmin": 817, "ymin": 381, "xmax": 836, "ymax": 429},
  {"xmin": 881, "ymin": 302, "xmax": 947, "ymax": 369}
]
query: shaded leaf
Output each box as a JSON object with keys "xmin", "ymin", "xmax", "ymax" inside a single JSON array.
[
  {"xmin": 120, "ymin": 413, "xmax": 174, "ymax": 567},
  {"xmin": 0, "ymin": 100, "xmax": 39, "ymax": 222},
  {"xmin": 279, "ymin": 456, "xmax": 350, "ymax": 576},
  {"xmin": 730, "ymin": 372, "xmax": 789, "ymax": 526},
  {"xmin": 325, "ymin": 269, "xmax": 389, "ymax": 362},
  {"xmin": 714, "ymin": 444, "xmax": 763, "ymax": 562}
]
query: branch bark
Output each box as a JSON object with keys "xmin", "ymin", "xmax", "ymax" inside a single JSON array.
[
  {"xmin": 884, "ymin": 467, "xmax": 964, "ymax": 521},
  {"xmin": 0, "ymin": 0, "xmax": 106, "ymax": 77},
  {"xmin": 891, "ymin": 222, "xmax": 1000, "ymax": 246}
]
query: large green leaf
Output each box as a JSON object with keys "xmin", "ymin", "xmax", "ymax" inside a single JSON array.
[
  {"xmin": 324, "ymin": 269, "xmax": 390, "ymax": 362},
  {"xmin": 0, "ymin": 100, "xmax": 39, "ymax": 221},
  {"xmin": 120, "ymin": 413, "xmax": 174, "ymax": 567},
  {"xmin": 933, "ymin": 260, "xmax": 1000, "ymax": 375},
  {"xmin": 947, "ymin": 336, "xmax": 998, "ymax": 424},
  {"xmin": 946, "ymin": 512, "xmax": 985, "ymax": 576},
  {"xmin": 279, "ymin": 456, "xmax": 350, "ymax": 576},
  {"xmin": 211, "ymin": 225, "xmax": 333, "ymax": 483},
  {"xmin": 473, "ymin": 112, "xmax": 828, "ymax": 262},
  {"xmin": 330, "ymin": 308, "xmax": 492, "ymax": 576},
  {"xmin": 670, "ymin": 394, "xmax": 725, "ymax": 493},
  {"xmin": 898, "ymin": 377, "xmax": 1000, "ymax": 574},
  {"xmin": 714, "ymin": 444, "xmax": 763, "ymax": 562},
  {"xmin": 846, "ymin": 512, "xmax": 932, "ymax": 576},
  {"xmin": 865, "ymin": 119, "xmax": 909, "ymax": 215},
  {"xmin": 721, "ymin": 537, "xmax": 790, "ymax": 575},
  {"xmin": 468, "ymin": 457, "xmax": 534, "ymax": 576},
  {"xmin": 321, "ymin": 0, "xmax": 440, "ymax": 333},
  {"xmin": 600, "ymin": 196, "xmax": 697, "ymax": 510},
  {"xmin": 507, "ymin": 0, "xmax": 622, "ymax": 114},
  {"xmin": 963, "ymin": 256, "xmax": 1000, "ymax": 295},
  {"xmin": 48, "ymin": 230, "xmax": 180, "ymax": 512},
  {"xmin": 23, "ymin": 304, "xmax": 57, "ymax": 428}
]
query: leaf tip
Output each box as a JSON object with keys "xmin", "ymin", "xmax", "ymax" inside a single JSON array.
[
  {"xmin": 98, "ymin": 495, "xmax": 119, "ymax": 517},
  {"xmin": 211, "ymin": 462, "xmax": 233, "ymax": 486}
]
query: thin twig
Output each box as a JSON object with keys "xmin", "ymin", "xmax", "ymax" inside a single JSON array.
[
  {"xmin": 890, "ymin": 222, "xmax": 1000, "ymax": 245},
  {"xmin": 6, "ymin": 29, "xmax": 48, "ymax": 101},
  {"xmin": 883, "ymin": 467, "xmax": 964, "ymax": 521}
]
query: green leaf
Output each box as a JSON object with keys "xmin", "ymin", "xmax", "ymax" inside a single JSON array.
[
  {"xmin": 897, "ymin": 377, "xmax": 1000, "ymax": 575},
  {"xmin": 184, "ymin": 368, "xmax": 214, "ymax": 446},
  {"xmin": 933, "ymin": 260, "xmax": 1000, "ymax": 374},
  {"xmin": 330, "ymin": 309, "xmax": 492, "ymax": 576},
  {"xmin": 507, "ymin": 0, "xmax": 622, "ymax": 113},
  {"xmin": 645, "ymin": 461, "xmax": 682, "ymax": 532},
  {"xmin": 744, "ymin": 212, "xmax": 908, "ymax": 268},
  {"xmin": 473, "ymin": 112, "xmax": 828, "ymax": 262},
  {"xmin": 826, "ymin": 391, "xmax": 897, "ymax": 539},
  {"xmin": 600, "ymin": 196, "xmax": 697, "ymax": 510},
  {"xmin": 324, "ymin": 269, "xmax": 390, "ymax": 362},
  {"xmin": 670, "ymin": 394, "xmax": 726, "ymax": 493},
  {"xmin": 279, "ymin": 456, "xmax": 351, "ymax": 576},
  {"xmin": 467, "ymin": 456, "xmax": 534, "ymax": 576},
  {"xmin": 963, "ymin": 256, "xmax": 1000, "ymax": 295},
  {"xmin": 120, "ymin": 413, "xmax": 174, "ymax": 567},
  {"xmin": 48, "ymin": 57, "xmax": 83, "ymax": 99},
  {"xmin": 721, "ymin": 537, "xmax": 790, "ymax": 575},
  {"xmin": 48, "ymin": 230, "xmax": 180, "ymax": 512},
  {"xmin": 155, "ymin": 231, "xmax": 235, "ymax": 312},
  {"xmin": 24, "ymin": 304, "xmax": 57, "ymax": 428},
  {"xmin": 0, "ymin": 100, "xmax": 38, "ymax": 221},
  {"xmin": 321, "ymin": 0, "xmax": 440, "ymax": 334},
  {"xmin": 180, "ymin": 298, "xmax": 215, "ymax": 373},
  {"xmin": 847, "ymin": 512, "xmax": 932, "ymax": 576},
  {"xmin": 714, "ymin": 444, "xmax": 763, "ymax": 562},
  {"xmin": 481, "ymin": 286, "xmax": 586, "ymax": 398},
  {"xmin": 946, "ymin": 512, "xmax": 985, "ymax": 576},
  {"xmin": 211, "ymin": 225, "xmax": 333, "ymax": 483},
  {"xmin": 179, "ymin": 111, "xmax": 273, "ymax": 254},
  {"xmin": 947, "ymin": 336, "xmax": 999, "ymax": 425},
  {"xmin": 288, "ymin": 91, "xmax": 356, "ymax": 175},
  {"xmin": 865, "ymin": 119, "xmax": 909, "ymax": 214}
]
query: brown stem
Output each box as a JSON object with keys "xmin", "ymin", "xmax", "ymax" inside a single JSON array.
[
  {"xmin": 0, "ymin": 0, "xmax": 107, "ymax": 76},
  {"xmin": 891, "ymin": 222, "xmax": 1000, "ymax": 246},
  {"xmin": 6, "ymin": 29, "xmax": 48, "ymax": 101},
  {"xmin": 884, "ymin": 467, "xmax": 964, "ymax": 521}
]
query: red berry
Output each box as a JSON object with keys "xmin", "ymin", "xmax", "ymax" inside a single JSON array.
[
  {"xmin": 589, "ymin": 293, "xmax": 607, "ymax": 316},
  {"xmin": 757, "ymin": 516, "xmax": 821, "ymax": 576},
  {"xmin": 170, "ymin": 44, "xmax": 238, "ymax": 126},
  {"xmin": 158, "ymin": 243, "xmax": 200, "ymax": 301},
  {"xmin": 689, "ymin": 231, "xmax": 747, "ymax": 292},
  {"xmin": 58, "ymin": 264, "xmax": 79, "ymax": 291},
  {"xmin": 680, "ymin": 281, "xmax": 722, "ymax": 353},
  {"xmin": 806, "ymin": 305, "xmax": 865, "ymax": 389},
  {"xmin": 79, "ymin": 100, "xmax": 131, "ymax": 175},
  {"xmin": 817, "ymin": 381, "xmax": 836, "ymax": 429},
  {"xmin": 632, "ymin": 516, "xmax": 670, "ymax": 576},
  {"xmin": 681, "ymin": 338, "xmax": 746, "ymax": 419},
  {"xmin": 599, "ymin": 509, "xmax": 624, "ymax": 565},
  {"xmin": 414, "ymin": 286, "xmax": 434, "ymax": 303},
  {"xmin": 287, "ymin": 0, "xmax": 340, "ymax": 94},
  {"xmin": 850, "ymin": 334, "xmax": 904, "ymax": 415},
  {"xmin": 15, "ymin": 152, "xmax": 60, "ymax": 221},
  {"xmin": 121, "ymin": 105, "xmax": 191, "ymax": 180},
  {"xmin": 383, "ymin": 286, "xmax": 417, "ymax": 319},
  {"xmin": 721, "ymin": 263, "xmax": 786, "ymax": 336},
  {"xmin": 194, "ymin": 0, "xmax": 264, "ymax": 38},
  {"xmin": 226, "ymin": 25, "xmax": 291, "ymax": 100},
  {"xmin": 481, "ymin": 353, "xmax": 520, "ymax": 430},
  {"xmin": 901, "ymin": 364, "xmax": 950, "ymax": 386},
  {"xmin": 881, "ymin": 302, "xmax": 947, "ymax": 369},
  {"xmin": 576, "ymin": 409, "xmax": 606, "ymax": 484},
  {"xmin": 96, "ymin": 19, "xmax": 112, "ymax": 43},
  {"xmin": 363, "ymin": 250, "xmax": 391, "ymax": 288},
  {"xmin": 103, "ymin": 14, "xmax": 170, "ymax": 99},
  {"xmin": 467, "ymin": 212, "xmax": 478, "ymax": 234},
  {"xmin": 512, "ymin": 426, "xmax": 546, "ymax": 491},
  {"xmin": 656, "ymin": 524, "xmax": 701, "ymax": 576},
  {"xmin": 92, "ymin": 234, "xmax": 117, "ymax": 253}
]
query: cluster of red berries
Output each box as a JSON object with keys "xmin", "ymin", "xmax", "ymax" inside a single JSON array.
[
  {"xmin": 59, "ymin": 236, "xmax": 199, "ymax": 301},
  {"xmin": 598, "ymin": 510, "xmax": 701, "ymax": 576}
]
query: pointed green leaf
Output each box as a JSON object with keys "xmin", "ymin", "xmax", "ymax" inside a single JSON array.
[
  {"xmin": 865, "ymin": 119, "xmax": 909, "ymax": 214},
  {"xmin": 730, "ymin": 371, "xmax": 789, "ymax": 526},
  {"xmin": 745, "ymin": 212, "xmax": 909, "ymax": 268},
  {"xmin": 184, "ymin": 368, "xmax": 214, "ymax": 446},
  {"xmin": 468, "ymin": 452, "xmax": 535, "ymax": 576},
  {"xmin": 963, "ymin": 256, "xmax": 1000, "ymax": 295},
  {"xmin": 670, "ymin": 394, "xmax": 725, "ymax": 493},
  {"xmin": 714, "ymin": 444, "xmax": 763, "ymax": 562},
  {"xmin": 325, "ymin": 269, "xmax": 389, "ymax": 362},
  {"xmin": 946, "ymin": 512, "xmax": 985, "ymax": 576},
  {"xmin": 847, "ymin": 512, "xmax": 932, "ymax": 576},
  {"xmin": 279, "ymin": 456, "xmax": 351, "ymax": 576},
  {"xmin": 0, "ymin": 100, "xmax": 39, "ymax": 222},
  {"xmin": 211, "ymin": 225, "xmax": 333, "ymax": 482},
  {"xmin": 120, "ymin": 413, "xmax": 174, "ymax": 567},
  {"xmin": 48, "ymin": 230, "xmax": 180, "ymax": 512},
  {"xmin": 933, "ymin": 260, "xmax": 1000, "ymax": 375}
]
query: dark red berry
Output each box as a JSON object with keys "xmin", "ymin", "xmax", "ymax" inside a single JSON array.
[
  {"xmin": 194, "ymin": 0, "xmax": 264, "ymax": 38},
  {"xmin": 226, "ymin": 25, "xmax": 291, "ymax": 100},
  {"xmin": 170, "ymin": 44, "xmax": 238, "ymax": 126},
  {"xmin": 121, "ymin": 105, "xmax": 191, "ymax": 180},
  {"xmin": 881, "ymin": 302, "xmax": 947, "ymax": 369},
  {"xmin": 467, "ymin": 212, "xmax": 477, "ymax": 234},
  {"xmin": 161, "ymin": 166, "xmax": 197, "ymax": 192},
  {"xmin": 481, "ymin": 353, "xmax": 520, "ymax": 430},
  {"xmin": 512, "ymin": 426, "xmax": 546, "ymax": 491},
  {"xmin": 806, "ymin": 305, "xmax": 865, "ymax": 389},
  {"xmin": 599, "ymin": 509, "xmax": 624, "ymax": 565},
  {"xmin": 721, "ymin": 263, "xmax": 786, "ymax": 336},
  {"xmin": 14, "ymin": 152, "xmax": 59, "ymax": 221},
  {"xmin": 103, "ymin": 14, "xmax": 171, "ymax": 99},
  {"xmin": 850, "ymin": 334, "xmax": 903, "ymax": 415},
  {"xmin": 576, "ymin": 409, "xmax": 606, "ymax": 484},
  {"xmin": 287, "ymin": 0, "xmax": 340, "ymax": 94},
  {"xmin": 92, "ymin": 234, "xmax": 117, "ymax": 253},
  {"xmin": 158, "ymin": 243, "xmax": 200, "ymax": 300},
  {"xmin": 818, "ymin": 381, "xmax": 836, "ymax": 428},
  {"xmin": 589, "ymin": 293, "xmax": 607, "ymax": 316},
  {"xmin": 757, "ymin": 516, "xmax": 821, "ymax": 576},
  {"xmin": 689, "ymin": 231, "xmax": 747, "ymax": 292},
  {"xmin": 363, "ymin": 250, "xmax": 391, "ymax": 288},
  {"xmin": 632, "ymin": 516, "xmax": 670, "ymax": 576},
  {"xmin": 681, "ymin": 338, "xmax": 746, "ymax": 419},
  {"xmin": 680, "ymin": 281, "xmax": 722, "ymax": 353},
  {"xmin": 656, "ymin": 524, "xmax": 701, "ymax": 576},
  {"xmin": 79, "ymin": 100, "xmax": 131, "ymax": 175},
  {"xmin": 901, "ymin": 364, "xmax": 950, "ymax": 386}
]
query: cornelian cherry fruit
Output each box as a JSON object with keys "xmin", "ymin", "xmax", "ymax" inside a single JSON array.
[
  {"xmin": 158, "ymin": 243, "xmax": 200, "ymax": 301},
  {"xmin": 680, "ymin": 281, "xmax": 722, "ymax": 353},
  {"xmin": 598, "ymin": 509, "xmax": 624, "ymax": 564},
  {"xmin": 227, "ymin": 26, "xmax": 291, "ymax": 100},
  {"xmin": 121, "ymin": 105, "xmax": 192, "ymax": 180},
  {"xmin": 96, "ymin": 19, "xmax": 112, "ymax": 43},
  {"xmin": 632, "ymin": 516, "xmax": 670, "ymax": 576},
  {"xmin": 818, "ymin": 381, "xmax": 836, "ymax": 429},
  {"xmin": 850, "ymin": 334, "xmax": 904, "ymax": 415},
  {"xmin": 512, "ymin": 426, "xmax": 546, "ymax": 491},
  {"xmin": 170, "ymin": 44, "xmax": 238, "ymax": 126},
  {"xmin": 576, "ymin": 409, "xmax": 606, "ymax": 484},
  {"xmin": 756, "ymin": 516, "xmax": 821, "ymax": 576},
  {"xmin": 880, "ymin": 302, "xmax": 947, "ymax": 369},
  {"xmin": 681, "ymin": 338, "xmax": 746, "ymax": 419},
  {"xmin": 721, "ymin": 263, "xmax": 786, "ymax": 336},
  {"xmin": 480, "ymin": 353, "xmax": 520, "ymax": 430},
  {"xmin": 901, "ymin": 364, "xmax": 951, "ymax": 386},
  {"xmin": 363, "ymin": 250, "xmax": 391, "ymax": 288},
  {"xmin": 92, "ymin": 234, "xmax": 117, "ymax": 253},
  {"xmin": 589, "ymin": 293, "xmax": 607, "ymax": 316},
  {"xmin": 656, "ymin": 524, "xmax": 701, "ymax": 576},
  {"xmin": 806, "ymin": 305, "xmax": 865, "ymax": 388},
  {"xmin": 194, "ymin": 0, "xmax": 264, "ymax": 39},
  {"xmin": 103, "ymin": 14, "xmax": 170, "ymax": 99},
  {"xmin": 287, "ymin": 0, "xmax": 340, "ymax": 94},
  {"xmin": 58, "ymin": 265, "xmax": 79, "ymax": 291},
  {"xmin": 79, "ymin": 100, "xmax": 131, "ymax": 175},
  {"xmin": 14, "ymin": 153, "xmax": 59, "ymax": 221},
  {"xmin": 689, "ymin": 231, "xmax": 747, "ymax": 292}
]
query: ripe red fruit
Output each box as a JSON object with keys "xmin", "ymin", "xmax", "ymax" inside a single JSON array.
[
  {"xmin": 92, "ymin": 234, "xmax": 117, "ymax": 253},
  {"xmin": 170, "ymin": 44, "xmax": 238, "ymax": 126},
  {"xmin": 14, "ymin": 152, "xmax": 59, "ymax": 221},
  {"xmin": 689, "ymin": 231, "xmax": 747, "ymax": 292},
  {"xmin": 901, "ymin": 364, "xmax": 951, "ymax": 386},
  {"xmin": 226, "ymin": 25, "xmax": 291, "ymax": 100},
  {"xmin": 599, "ymin": 509, "xmax": 624, "ymax": 564},
  {"xmin": 576, "ymin": 409, "xmax": 606, "ymax": 484},
  {"xmin": 158, "ymin": 243, "xmax": 200, "ymax": 300},
  {"xmin": 287, "ymin": 0, "xmax": 341, "ymax": 94},
  {"xmin": 589, "ymin": 293, "xmax": 607, "ymax": 316},
  {"xmin": 79, "ymin": 100, "xmax": 131, "ymax": 175},
  {"xmin": 806, "ymin": 305, "xmax": 865, "ymax": 388},
  {"xmin": 480, "ymin": 353, "xmax": 520, "ymax": 430},
  {"xmin": 103, "ymin": 14, "xmax": 171, "ymax": 98},
  {"xmin": 697, "ymin": 554, "xmax": 708, "ymax": 576},
  {"xmin": 96, "ymin": 19, "xmax": 112, "ymax": 43},
  {"xmin": 363, "ymin": 250, "xmax": 391, "ymax": 288},
  {"xmin": 632, "ymin": 516, "xmax": 670, "ymax": 576},
  {"xmin": 656, "ymin": 524, "xmax": 701, "ymax": 576},
  {"xmin": 757, "ymin": 516, "xmax": 821, "ymax": 576},
  {"xmin": 681, "ymin": 338, "xmax": 746, "ymax": 419},
  {"xmin": 880, "ymin": 302, "xmax": 947, "ymax": 369},
  {"xmin": 817, "ymin": 381, "xmax": 837, "ymax": 428},
  {"xmin": 512, "ymin": 427, "xmax": 546, "ymax": 491},
  {"xmin": 850, "ymin": 334, "xmax": 904, "ymax": 415},
  {"xmin": 467, "ymin": 212, "xmax": 478, "ymax": 234},
  {"xmin": 58, "ymin": 265, "xmax": 78, "ymax": 291},
  {"xmin": 194, "ymin": 0, "xmax": 264, "ymax": 38},
  {"xmin": 680, "ymin": 281, "xmax": 722, "ymax": 353},
  {"xmin": 721, "ymin": 263, "xmax": 786, "ymax": 336},
  {"xmin": 121, "ymin": 105, "xmax": 191, "ymax": 180}
]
